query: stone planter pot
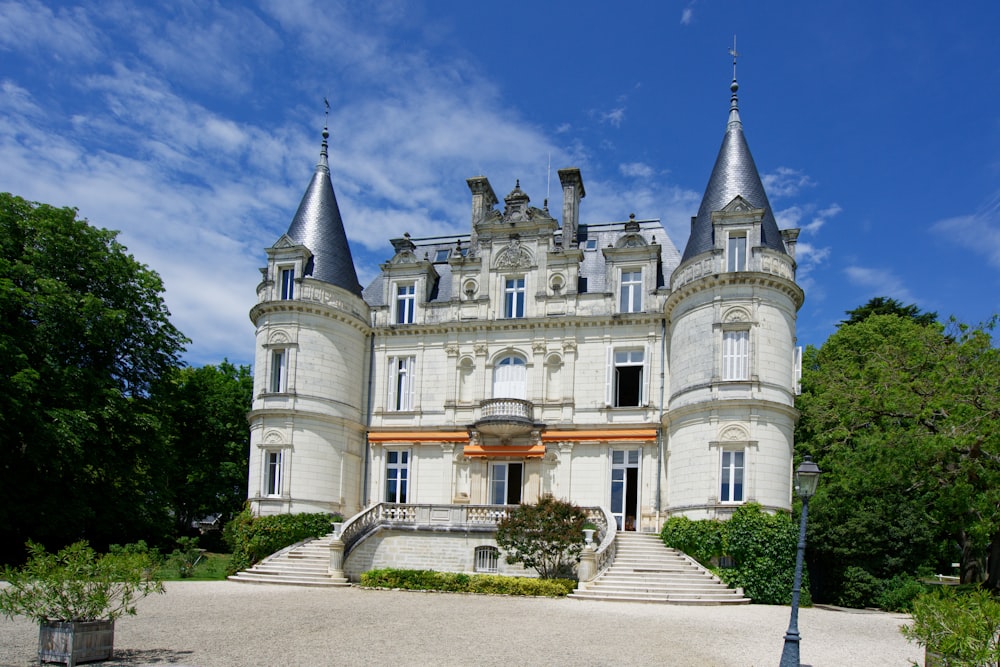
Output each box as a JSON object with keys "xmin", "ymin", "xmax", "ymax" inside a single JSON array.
[
  {"xmin": 38, "ymin": 619, "xmax": 114, "ymax": 666},
  {"xmin": 583, "ymin": 529, "xmax": 595, "ymax": 545}
]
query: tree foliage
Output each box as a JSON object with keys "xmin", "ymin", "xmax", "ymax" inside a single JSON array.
[
  {"xmin": 797, "ymin": 310, "xmax": 1000, "ymax": 603},
  {"xmin": 494, "ymin": 497, "xmax": 587, "ymax": 579},
  {"xmin": 0, "ymin": 193, "xmax": 187, "ymax": 562},
  {"xmin": 903, "ymin": 588, "xmax": 1000, "ymax": 665},
  {"xmin": 151, "ymin": 361, "xmax": 253, "ymax": 535},
  {"xmin": 841, "ymin": 296, "xmax": 938, "ymax": 327}
]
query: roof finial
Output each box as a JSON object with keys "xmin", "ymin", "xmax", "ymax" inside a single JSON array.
[
  {"xmin": 319, "ymin": 97, "xmax": 331, "ymax": 170},
  {"xmin": 727, "ymin": 36, "xmax": 742, "ymax": 128}
]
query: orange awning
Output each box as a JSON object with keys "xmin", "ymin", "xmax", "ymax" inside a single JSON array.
[
  {"xmin": 541, "ymin": 429, "xmax": 657, "ymax": 443},
  {"xmin": 463, "ymin": 444, "xmax": 546, "ymax": 458},
  {"xmin": 368, "ymin": 431, "xmax": 469, "ymax": 443}
]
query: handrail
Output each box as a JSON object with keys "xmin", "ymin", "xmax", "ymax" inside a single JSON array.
[{"xmin": 584, "ymin": 506, "xmax": 618, "ymax": 579}]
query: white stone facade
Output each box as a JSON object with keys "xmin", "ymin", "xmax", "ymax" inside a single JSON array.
[{"xmin": 247, "ymin": 86, "xmax": 804, "ymax": 538}]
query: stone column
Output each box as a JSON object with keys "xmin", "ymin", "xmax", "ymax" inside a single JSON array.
[{"xmin": 577, "ymin": 543, "xmax": 596, "ymax": 584}]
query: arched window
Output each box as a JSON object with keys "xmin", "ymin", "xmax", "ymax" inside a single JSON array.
[{"xmin": 493, "ymin": 355, "xmax": 526, "ymax": 399}]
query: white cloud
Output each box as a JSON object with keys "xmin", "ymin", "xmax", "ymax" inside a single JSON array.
[
  {"xmin": 619, "ymin": 162, "xmax": 654, "ymax": 179},
  {"xmin": 931, "ymin": 196, "xmax": 1000, "ymax": 269},
  {"xmin": 600, "ymin": 107, "xmax": 626, "ymax": 128},
  {"xmin": 844, "ymin": 266, "xmax": 915, "ymax": 303},
  {"xmin": 762, "ymin": 167, "xmax": 816, "ymax": 199},
  {"xmin": 680, "ymin": 8, "xmax": 694, "ymax": 25},
  {"xmin": 0, "ymin": 0, "xmax": 102, "ymax": 61}
]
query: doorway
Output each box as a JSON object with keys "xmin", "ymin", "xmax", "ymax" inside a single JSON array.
[
  {"xmin": 490, "ymin": 462, "xmax": 523, "ymax": 505},
  {"xmin": 611, "ymin": 449, "xmax": 640, "ymax": 530}
]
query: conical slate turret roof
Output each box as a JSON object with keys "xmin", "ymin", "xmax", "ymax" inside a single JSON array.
[
  {"xmin": 285, "ymin": 128, "xmax": 362, "ymax": 295},
  {"xmin": 681, "ymin": 79, "xmax": 787, "ymax": 262}
]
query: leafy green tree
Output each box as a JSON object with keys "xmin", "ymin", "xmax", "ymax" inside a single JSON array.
[
  {"xmin": 797, "ymin": 312, "xmax": 1000, "ymax": 601},
  {"xmin": 495, "ymin": 497, "xmax": 588, "ymax": 579},
  {"xmin": 841, "ymin": 296, "xmax": 938, "ymax": 327},
  {"xmin": 0, "ymin": 193, "xmax": 187, "ymax": 562},
  {"xmin": 151, "ymin": 361, "xmax": 253, "ymax": 535}
]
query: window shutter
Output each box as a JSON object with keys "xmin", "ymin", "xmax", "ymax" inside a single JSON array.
[
  {"xmin": 387, "ymin": 357, "xmax": 397, "ymax": 410},
  {"xmin": 641, "ymin": 343, "xmax": 651, "ymax": 404},
  {"xmin": 793, "ymin": 346, "xmax": 802, "ymax": 395},
  {"xmin": 605, "ymin": 346, "xmax": 614, "ymax": 406},
  {"xmin": 405, "ymin": 356, "xmax": 416, "ymax": 409}
]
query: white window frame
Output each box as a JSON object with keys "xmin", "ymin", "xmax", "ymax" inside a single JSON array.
[
  {"xmin": 269, "ymin": 349, "xmax": 288, "ymax": 393},
  {"xmin": 504, "ymin": 277, "xmax": 525, "ymax": 319},
  {"xmin": 619, "ymin": 269, "xmax": 643, "ymax": 313},
  {"xmin": 263, "ymin": 450, "xmax": 283, "ymax": 497},
  {"xmin": 385, "ymin": 449, "xmax": 410, "ymax": 504},
  {"xmin": 606, "ymin": 345, "xmax": 649, "ymax": 407},
  {"xmin": 395, "ymin": 283, "xmax": 415, "ymax": 324},
  {"xmin": 793, "ymin": 346, "xmax": 803, "ymax": 395},
  {"xmin": 279, "ymin": 266, "xmax": 295, "ymax": 300},
  {"xmin": 490, "ymin": 461, "xmax": 523, "ymax": 505},
  {"xmin": 727, "ymin": 232, "xmax": 748, "ymax": 272},
  {"xmin": 493, "ymin": 355, "xmax": 527, "ymax": 400},
  {"xmin": 722, "ymin": 330, "xmax": 750, "ymax": 381},
  {"xmin": 387, "ymin": 356, "xmax": 416, "ymax": 411},
  {"xmin": 720, "ymin": 448, "xmax": 745, "ymax": 503}
]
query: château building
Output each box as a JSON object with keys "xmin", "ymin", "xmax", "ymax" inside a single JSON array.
[{"xmin": 245, "ymin": 76, "xmax": 803, "ymax": 572}]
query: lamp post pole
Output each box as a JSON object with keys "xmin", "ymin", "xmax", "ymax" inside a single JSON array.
[{"xmin": 779, "ymin": 456, "xmax": 821, "ymax": 667}]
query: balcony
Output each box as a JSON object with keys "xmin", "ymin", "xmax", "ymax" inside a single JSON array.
[{"xmin": 474, "ymin": 398, "xmax": 536, "ymax": 439}]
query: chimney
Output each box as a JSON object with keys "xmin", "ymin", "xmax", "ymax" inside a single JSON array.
[{"xmin": 558, "ymin": 168, "xmax": 586, "ymax": 247}]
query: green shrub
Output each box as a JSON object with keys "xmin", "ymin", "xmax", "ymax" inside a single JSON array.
[
  {"xmin": 495, "ymin": 497, "xmax": 587, "ymax": 579},
  {"xmin": 722, "ymin": 503, "xmax": 809, "ymax": 606},
  {"xmin": 660, "ymin": 515, "xmax": 725, "ymax": 565},
  {"xmin": 0, "ymin": 541, "xmax": 164, "ymax": 623},
  {"xmin": 360, "ymin": 568, "xmax": 575, "ymax": 597},
  {"xmin": 877, "ymin": 574, "xmax": 927, "ymax": 612},
  {"xmin": 836, "ymin": 565, "xmax": 883, "ymax": 608},
  {"xmin": 223, "ymin": 506, "xmax": 342, "ymax": 574},
  {"xmin": 902, "ymin": 588, "xmax": 1000, "ymax": 665}
]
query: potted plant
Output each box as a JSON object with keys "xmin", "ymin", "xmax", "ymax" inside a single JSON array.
[{"xmin": 0, "ymin": 541, "xmax": 164, "ymax": 666}]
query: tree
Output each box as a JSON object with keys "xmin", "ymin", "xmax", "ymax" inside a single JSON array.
[
  {"xmin": 151, "ymin": 361, "xmax": 253, "ymax": 535},
  {"xmin": 0, "ymin": 193, "xmax": 187, "ymax": 562},
  {"xmin": 494, "ymin": 497, "xmax": 587, "ymax": 579},
  {"xmin": 841, "ymin": 296, "xmax": 937, "ymax": 327},
  {"xmin": 797, "ymin": 312, "xmax": 1000, "ymax": 602}
]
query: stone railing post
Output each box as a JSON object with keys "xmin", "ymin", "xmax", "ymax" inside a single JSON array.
[
  {"xmin": 577, "ymin": 544, "xmax": 597, "ymax": 584},
  {"xmin": 328, "ymin": 523, "xmax": 345, "ymax": 579}
]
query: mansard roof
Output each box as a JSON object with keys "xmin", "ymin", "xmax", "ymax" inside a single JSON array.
[
  {"xmin": 285, "ymin": 129, "xmax": 362, "ymax": 296},
  {"xmin": 682, "ymin": 79, "xmax": 787, "ymax": 262}
]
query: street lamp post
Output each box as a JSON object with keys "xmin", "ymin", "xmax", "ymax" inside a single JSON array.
[{"xmin": 779, "ymin": 455, "xmax": 822, "ymax": 667}]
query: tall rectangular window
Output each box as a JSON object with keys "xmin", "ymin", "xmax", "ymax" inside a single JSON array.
[
  {"xmin": 610, "ymin": 349, "xmax": 646, "ymax": 407},
  {"xmin": 490, "ymin": 462, "xmax": 523, "ymax": 504},
  {"xmin": 722, "ymin": 331, "xmax": 750, "ymax": 380},
  {"xmin": 720, "ymin": 450, "xmax": 745, "ymax": 503},
  {"xmin": 504, "ymin": 277, "xmax": 525, "ymax": 318},
  {"xmin": 396, "ymin": 284, "xmax": 415, "ymax": 324},
  {"xmin": 388, "ymin": 356, "xmax": 415, "ymax": 411},
  {"xmin": 619, "ymin": 270, "xmax": 643, "ymax": 313},
  {"xmin": 280, "ymin": 267, "xmax": 295, "ymax": 299},
  {"xmin": 270, "ymin": 349, "xmax": 287, "ymax": 392},
  {"xmin": 727, "ymin": 233, "xmax": 747, "ymax": 272},
  {"xmin": 385, "ymin": 450, "xmax": 409, "ymax": 503},
  {"xmin": 264, "ymin": 450, "xmax": 282, "ymax": 496}
]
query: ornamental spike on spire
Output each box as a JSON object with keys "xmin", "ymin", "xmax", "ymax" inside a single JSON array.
[
  {"xmin": 284, "ymin": 101, "xmax": 362, "ymax": 295},
  {"xmin": 680, "ymin": 47, "xmax": 788, "ymax": 262}
]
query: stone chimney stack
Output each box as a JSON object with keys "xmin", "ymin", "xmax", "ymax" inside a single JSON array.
[
  {"xmin": 466, "ymin": 176, "xmax": 498, "ymax": 246},
  {"xmin": 558, "ymin": 168, "xmax": 586, "ymax": 247}
]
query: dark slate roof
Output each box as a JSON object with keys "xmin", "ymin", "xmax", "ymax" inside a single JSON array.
[
  {"xmin": 362, "ymin": 221, "xmax": 680, "ymax": 308},
  {"xmin": 285, "ymin": 131, "xmax": 362, "ymax": 296},
  {"xmin": 682, "ymin": 80, "xmax": 787, "ymax": 262}
]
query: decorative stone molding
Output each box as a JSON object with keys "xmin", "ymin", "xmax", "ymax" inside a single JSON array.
[{"xmin": 494, "ymin": 238, "xmax": 533, "ymax": 270}]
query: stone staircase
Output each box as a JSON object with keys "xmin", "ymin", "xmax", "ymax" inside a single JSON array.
[
  {"xmin": 228, "ymin": 534, "xmax": 350, "ymax": 587},
  {"xmin": 569, "ymin": 532, "xmax": 749, "ymax": 604}
]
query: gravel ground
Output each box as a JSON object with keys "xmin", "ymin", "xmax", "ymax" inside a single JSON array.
[{"xmin": 0, "ymin": 581, "xmax": 921, "ymax": 667}]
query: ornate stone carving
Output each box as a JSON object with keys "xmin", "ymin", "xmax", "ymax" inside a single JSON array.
[
  {"xmin": 264, "ymin": 430, "xmax": 285, "ymax": 445},
  {"xmin": 494, "ymin": 238, "xmax": 532, "ymax": 270},
  {"xmin": 723, "ymin": 308, "xmax": 751, "ymax": 323},
  {"xmin": 720, "ymin": 425, "xmax": 749, "ymax": 442},
  {"xmin": 268, "ymin": 330, "xmax": 290, "ymax": 345}
]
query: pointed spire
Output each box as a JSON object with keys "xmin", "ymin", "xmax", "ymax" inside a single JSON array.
[
  {"xmin": 681, "ymin": 64, "xmax": 787, "ymax": 263},
  {"xmin": 284, "ymin": 113, "xmax": 362, "ymax": 295}
]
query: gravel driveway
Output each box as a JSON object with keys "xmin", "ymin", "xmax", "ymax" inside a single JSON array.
[{"xmin": 0, "ymin": 581, "xmax": 921, "ymax": 666}]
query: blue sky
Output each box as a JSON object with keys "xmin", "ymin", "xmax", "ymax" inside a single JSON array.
[{"xmin": 2, "ymin": 1, "xmax": 998, "ymax": 367}]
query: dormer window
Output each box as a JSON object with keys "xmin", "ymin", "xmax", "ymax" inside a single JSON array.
[
  {"xmin": 434, "ymin": 249, "xmax": 451, "ymax": 263},
  {"xmin": 727, "ymin": 232, "xmax": 747, "ymax": 272},
  {"xmin": 584, "ymin": 239, "xmax": 598, "ymax": 251},
  {"xmin": 280, "ymin": 267, "xmax": 295, "ymax": 300},
  {"xmin": 396, "ymin": 284, "xmax": 415, "ymax": 324},
  {"xmin": 619, "ymin": 269, "xmax": 643, "ymax": 313}
]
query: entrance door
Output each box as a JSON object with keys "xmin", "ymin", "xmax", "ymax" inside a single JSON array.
[
  {"xmin": 490, "ymin": 462, "xmax": 523, "ymax": 504},
  {"xmin": 611, "ymin": 449, "xmax": 640, "ymax": 531}
]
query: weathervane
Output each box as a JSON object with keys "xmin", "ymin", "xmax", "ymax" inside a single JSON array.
[{"xmin": 729, "ymin": 35, "xmax": 740, "ymax": 81}]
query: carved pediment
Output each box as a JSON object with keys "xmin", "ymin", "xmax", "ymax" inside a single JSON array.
[
  {"xmin": 270, "ymin": 234, "xmax": 298, "ymax": 249},
  {"xmin": 494, "ymin": 238, "xmax": 533, "ymax": 270},
  {"xmin": 720, "ymin": 425, "xmax": 749, "ymax": 442},
  {"xmin": 390, "ymin": 250, "xmax": 419, "ymax": 265},
  {"xmin": 723, "ymin": 307, "xmax": 751, "ymax": 323},
  {"xmin": 722, "ymin": 195, "xmax": 759, "ymax": 214},
  {"xmin": 615, "ymin": 233, "xmax": 648, "ymax": 249}
]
